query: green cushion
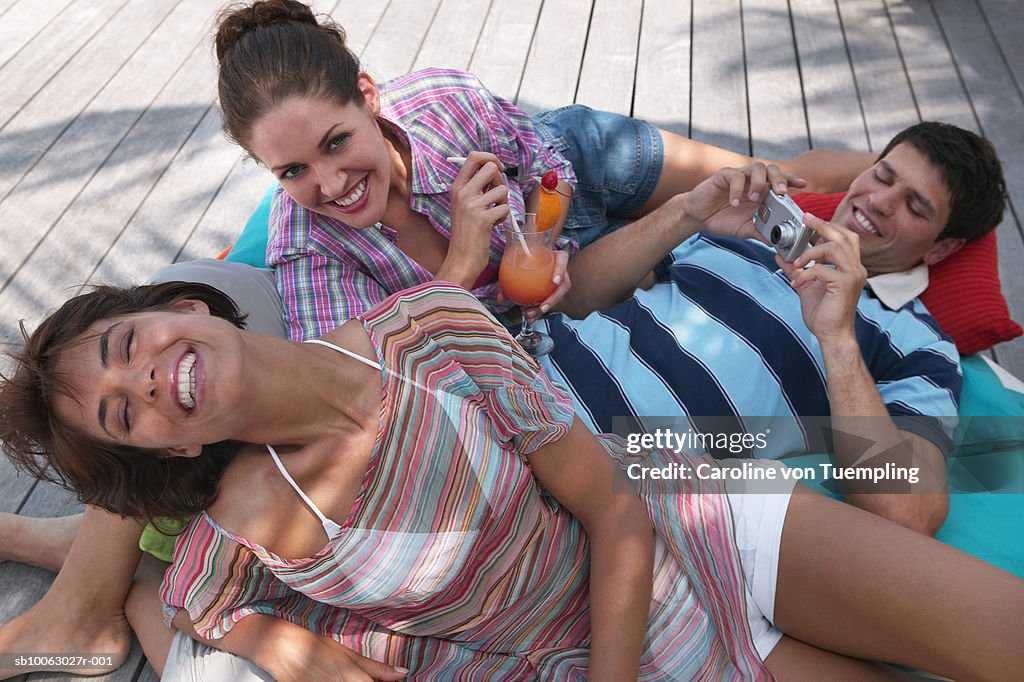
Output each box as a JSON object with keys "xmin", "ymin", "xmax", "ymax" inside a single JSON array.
[{"xmin": 139, "ymin": 517, "xmax": 187, "ymax": 562}]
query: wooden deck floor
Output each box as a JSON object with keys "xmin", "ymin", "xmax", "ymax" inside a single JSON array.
[{"xmin": 1, "ymin": 1, "xmax": 1022, "ymax": 679}]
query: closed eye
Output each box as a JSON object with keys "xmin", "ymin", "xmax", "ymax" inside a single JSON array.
[
  {"xmin": 122, "ymin": 325, "xmax": 135, "ymax": 365},
  {"xmin": 122, "ymin": 397, "xmax": 131, "ymax": 433}
]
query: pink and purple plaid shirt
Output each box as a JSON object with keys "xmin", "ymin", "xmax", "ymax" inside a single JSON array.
[{"xmin": 267, "ymin": 68, "xmax": 574, "ymax": 341}]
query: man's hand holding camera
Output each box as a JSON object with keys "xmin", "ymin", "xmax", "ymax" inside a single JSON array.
[
  {"xmin": 776, "ymin": 214, "xmax": 868, "ymax": 347},
  {"xmin": 680, "ymin": 163, "xmax": 806, "ymax": 241}
]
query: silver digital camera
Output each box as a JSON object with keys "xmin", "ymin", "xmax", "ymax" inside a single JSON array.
[{"xmin": 753, "ymin": 191, "xmax": 814, "ymax": 262}]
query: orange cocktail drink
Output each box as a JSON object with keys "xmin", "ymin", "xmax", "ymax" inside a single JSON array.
[
  {"xmin": 499, "ymin": 246, "xmax": 556, "ymax": 306},
  {"xmin": 500, "ymin": 214, "xmax": 556, "ymax": 356}
]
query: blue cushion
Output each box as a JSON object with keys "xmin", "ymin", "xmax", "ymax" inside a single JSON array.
[
  {"xmin": 782, "ymin": 355, "xmax": 1024, "ymax": 579},
  {"xmin": 224, "ymin": 183, "xmax": 275, "ymax": 269}
]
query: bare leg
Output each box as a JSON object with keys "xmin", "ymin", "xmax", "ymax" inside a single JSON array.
[
  {"xmin": 125, "ymin": 554, "xmax": 176, "ymax": 677},
  {"xmin": 766, "ymin": 635, "xmax": 917, "ymax": 680},
  {"xmin": 771, "ymin": 487, "xmax": 1024, "ymax": 681},
  {"xmin": 0, "ymin": 512, "xmax": 82, "ymax": 572},
  {"xmin": 0, "ymin": 506, "xmax": 141, "ymax": 679},
  {"xmin": 636, "ymin": 131, "xmax": 877, "ymax": 213},
  {"xmin": 127, "ymin": 554, "xmax": 276, "ymax": 681}
]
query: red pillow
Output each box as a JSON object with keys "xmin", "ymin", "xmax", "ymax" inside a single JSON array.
[{"xmin": 792, "ymin": 192, "xmax": 1022, "ymax": 355}]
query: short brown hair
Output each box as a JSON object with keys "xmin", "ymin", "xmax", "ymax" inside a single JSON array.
[{"xmin": 0, "ymin": 282, "xmax": 248, "ymax": 523}]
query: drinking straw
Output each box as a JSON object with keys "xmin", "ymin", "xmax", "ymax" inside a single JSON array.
[{"xmin": 507, "ymin": 214, "xmax": 532, "ymax": 257}]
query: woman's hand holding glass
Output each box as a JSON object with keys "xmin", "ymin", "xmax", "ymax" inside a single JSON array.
[{"xmin": 499, "ymin": 213, "xmax": 558, "ymax": 356}]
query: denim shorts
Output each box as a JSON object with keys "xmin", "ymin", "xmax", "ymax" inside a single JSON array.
[{"xmin": 532, "ymin": 105, "xmax": 664, "ymax": 249}]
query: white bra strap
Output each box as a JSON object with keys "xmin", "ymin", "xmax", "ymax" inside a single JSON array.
[
  {"xmin": 304, "ymin": 337, "xmax": 428, "ymax": 390},
  {"xmin": 265, "ymin": 443, "xmax": 343, "ymax": 540},
  {"xmin": 304, "ymin": 338, "xmax": 381, "ymax": 370}
]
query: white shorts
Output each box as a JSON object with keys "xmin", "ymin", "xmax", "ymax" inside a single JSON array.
[
  {"xmin": 724, "ymin": 459, "xmax": 797, "ymax": 660},
  {"xmin": 161, "ymin": 630, "xmax": 274, "ymax": 682}
]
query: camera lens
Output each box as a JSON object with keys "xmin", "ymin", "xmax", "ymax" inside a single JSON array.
[{"xmin": 771, "ymin": 222, "xmax": 797, "ymax": 248}]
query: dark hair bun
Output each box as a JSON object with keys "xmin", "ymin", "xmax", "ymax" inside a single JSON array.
[{"xmin": 215, "ymin": 0, "xmax": 319, "ymax": 61}]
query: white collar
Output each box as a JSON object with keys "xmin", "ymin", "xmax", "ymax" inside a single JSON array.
[{"xmin": 866, "ymin": 263, "xmax": 929, "ymax": 310}]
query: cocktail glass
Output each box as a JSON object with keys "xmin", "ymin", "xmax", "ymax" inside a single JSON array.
[{"xmin": 500, "ymin": 213, "xmax": 556, "ymax": 357}]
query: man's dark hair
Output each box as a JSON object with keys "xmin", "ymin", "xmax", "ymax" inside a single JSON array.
[{"xmin": 879, "ymin": 122, "xmax": 1007, "ymax": 242}]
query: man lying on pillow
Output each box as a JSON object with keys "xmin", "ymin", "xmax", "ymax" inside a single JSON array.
[
  {"xmin": 788, "ymin": 124, "xmax": 1018, "ymax": 356},
  {"xmin": 552, "ymin": 121, "xmax": 1009, "ymax": 537}
]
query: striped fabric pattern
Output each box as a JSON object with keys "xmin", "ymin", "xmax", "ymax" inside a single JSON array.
[
  {"xmin": 161, "ymin": 282, "xmax": 770, "ymax": 680},
  {"xmin": 537, "ymin": 235, "xmax": 961, "ymax": 457},
  {"xmin": 268, "ymin": 68, "xmax": 574, "ymax": 342}
]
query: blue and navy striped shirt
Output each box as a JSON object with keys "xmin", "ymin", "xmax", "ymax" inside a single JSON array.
[{"xmin": 538, "ymin": 235, "xmax": 961, "ymax": 459}]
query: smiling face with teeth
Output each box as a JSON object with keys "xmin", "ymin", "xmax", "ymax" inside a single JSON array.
[
  {"xmin": 830, "ymin": 142, "xmax": 963, "ymax": 276},
  {"xmin": 247, "ymin": 73, "xmax": 403, "ymax": 229},
  {"xmin": 51, "ymin": 300, "xmax": 249, "ymax": 456}
]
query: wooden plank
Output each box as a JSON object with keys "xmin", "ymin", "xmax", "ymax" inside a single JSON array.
[
  {"xmin": 324, "ymin": 0, "xmax": 388, "ymax": 58},
  {"xmin": 0, "ymin": 0, "xmax": 124, "ymax": 130},
  {"xmin": 176, "ymin": 160, "xmax": 275, "ymax": 263},
  {"xmin": 468, "ymin": 0, "xmax": 542, "ymax": 103},
  {"xmin": 0, "ymin": 40, "xmax": 214, "ymax": 339},
  {"xmin": 933, "ymin": 0, "xmax": 1024, "ymax": 374},
  {"xmin": 991, "ymin": 221, "xmax": 1024, "ymax": 378},
  {"xmin": 413, "ymin": 0, "xmax": 492, "ymax": 72},
  {"xmin": 516, "ymin": 0, "xmax": 591, "ymax": 115},
  {"xmin": 0, "ymin": 0, "xmax": 75, "ymax": 71},
  {"xmin": 0, "ymin": 483, "xmax": 147, "ymax": 682},
  {"xmin": 887, "ymin": 0, "xmax": 974, "ymax": 129},
  {"xmin": 359, "ymin": 0, "xmax": 442, "ymax": 81},
  {"xmin": 743, "ymin": 0, "xmax": 810, "ymax": 160},
  {"xmin": 690, "ymin": 0, "xmax": 749, "ymax": 153},
  {"xmin": 935, "ymin": 0, "xmax": 1024, "ymax": 202},
  {"xmin": 633, "ymin": 0, "xmax": 691, "ymax": 136},
  {"xmin": 835, "ymin": 0, "xmax": 917, "ymax": 151},
  {"xmin": 0, "ymin": 349, "xmax": 37, "ymax": 507},
  {"xmin": 978, "ymin": 0, "xmax": 1024, "ymax": 101},
  {"xmin": 0, "ymin": 0, "xmax": 23, "ymax": 19},
  {"xmin": 0, "ymin": 457, "xmax": 35, "ymax": 514},
  {"xmin": 0, "ymin": 0, "xmax": 220, "ymax": 343},
  {"xmin": 789, "ymin": 0, "xmax": 869, "ymax": 150},
  {"xmin": 88, "ymin": 106, "xmax": 238, "ymax": 286},
  {"xmin": 0, "ymin": 0, "xmax": 179, "ymax": 199},
  {"xmin": 574, "ymin": 0, "xmax": 641, "ymax": 117}
]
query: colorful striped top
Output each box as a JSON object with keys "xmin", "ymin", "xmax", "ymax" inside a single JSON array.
[
  {"xmin": 159, "ymin": 282, "xmax": 771, "ymax": 680},
  {"xmin": 267, "ymin": 68, "xmax": 574, "ymax": 342}
]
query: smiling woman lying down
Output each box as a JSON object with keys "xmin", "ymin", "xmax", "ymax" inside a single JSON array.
[{"xmin": 0, "ymin": 275, "xmax": 1021, "ymax": 681}]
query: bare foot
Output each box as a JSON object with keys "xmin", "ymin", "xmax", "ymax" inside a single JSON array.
[
  {"xmin": 0, "ymin": 512, "xmax": 82, "ymax": 572},
  {"xmin": 0, "ymin": 596, "xmax": 130, "ymax": 679}
]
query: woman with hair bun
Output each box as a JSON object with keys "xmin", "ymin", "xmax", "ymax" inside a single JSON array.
[{"xmin": 213, "ymin": 0, "xmax": 873, "ymax": 338}]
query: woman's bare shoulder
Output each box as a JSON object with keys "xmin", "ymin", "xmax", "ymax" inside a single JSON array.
[{"xmin": 206, "ymin": 444, "xmax": 349, "ymax": 559}]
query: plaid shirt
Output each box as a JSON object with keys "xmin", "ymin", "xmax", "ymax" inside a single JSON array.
[{"xmin": 268, "ymin": 68, "xmax": 573, "ymax": 341}]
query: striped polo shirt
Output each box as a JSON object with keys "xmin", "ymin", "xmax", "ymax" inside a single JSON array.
[{"xmin": 537, "ymin": 234, "xmax": 961, "ymax": 459}]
